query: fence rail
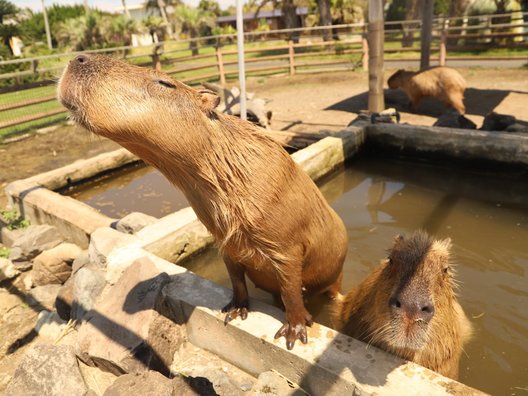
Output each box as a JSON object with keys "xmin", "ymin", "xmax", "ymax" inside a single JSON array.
[{"xmin": 1, "ymin": 11, "xmax": 528, "ymax": 139}]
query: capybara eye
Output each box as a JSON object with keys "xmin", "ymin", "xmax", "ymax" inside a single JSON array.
[
  {"xmin": 443, "ymin": 267, "xmax": 449, "ymax": 273},
  {"xmin": 157, "ymin": 80, "xmax": 176, "ymax": 89}
]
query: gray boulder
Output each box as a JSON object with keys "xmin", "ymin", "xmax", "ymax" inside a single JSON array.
[
  {"xmin": 114, "ymin": 212, "xmax": 157, "ymax": 234},
  {"xmin": 5, "ymin": 344, "xmax": 87, "ymax": 396},
  {"xmin": 0, "ymin": 257, "xmax": 20, "ymax": 281},
  {"xmin": 434, "ymin": 111, "xmax": 476, "ymax": 129},
  {"xmin": 77, "ymin": 258, "xmax": 184, "ymax": 375},
  {"xmin": 103, "ymin": 371, "xmax": 198, "ymax": 396},
  {"xmin": 10, "ymin": 225, "xmax": 64, "ymax": 262},
  {"xmin": 32, "ymin": 243, "xmax": 82, "ymax": 286},
  {"xmin": 72, "ymin": 267, "xmax": 106, "ymax": 321},
  {"xmin": 481, "ymin": 112, "xmax": 516, "ymax": 131},
  {"xmin": 27, "ymin": 284, "xmax": 62, "ymax": 311},
  {"xmin": 252, "ymin": 371, "xmax": 297, "ymax": 396}
]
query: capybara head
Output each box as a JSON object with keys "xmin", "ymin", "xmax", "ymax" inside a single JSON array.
[
  {"xmin": 369, "ymin": 231, "xmax": 455, "ymax": 351},
  {"xmin": 57, "ymin": 54, "xmax": 220, "ymax": 142},
  {"xmin": 387, "ymin": 69, "xmax": 405, "ymax": 89}
]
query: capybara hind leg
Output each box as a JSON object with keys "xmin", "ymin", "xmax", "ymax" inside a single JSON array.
[
  {"xmin": 273, "ymin": 260, "xmax": 313, "ymax": 350},
  {"xmin": 222, "ymin": 256, "xmax": 249, "ymax": 324},
  {"xmin": 326, "ymin": 270, "xmax": 343, "ymax": 300},
  {"xmin": 450, "ymin": 95, "xmax": 465, "ymax": 114}
]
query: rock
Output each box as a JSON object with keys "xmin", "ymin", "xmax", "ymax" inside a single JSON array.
[
  {"xmin": 34, "ymin": 310, "xmax": 67, "ymax": 341},
  {"xmin": 0, "ymin": 226, "xmax": 24, "ymax": 247},
  {"xmin": 10, "ymin": 225, "xmax": 64, "ymax": 262},
  {"xmin": 114, "ymin": 212, "xmax": 157, "ymax": 234},
  {"xmin": 433, "ymin": 111, "xmax": 476, "ymax": 129},
  {"xmin": 103, "ymin": 371, "xmax": 198, "ymax": 396},
  {"xmin": 88, "ymin": 228, "xmax": 136, "ymax": 268},
  {"xmin": 185, "ymin": 367, "xmax": 243, "ymax": 396},
  {"xmin": 8, "ymin": 247, "xmax": 32, "ymax": 271},
  {"xmin": 6, "ymin": 344, "xmax": 87, "ymax": 396},
  {"xmin": 78, "ymin": 361, "xmax": 118, "ymax": 396},
  {"xmin": 481, "ymin": 112, "xmax": 516, "ymax": 131},
  {"xmin": 55, "ymin": 276, "xmax": 74, "ymax": 320},
  {"xmin": 72, "ymin": 250, "xmax": 91, "ymax": 274},
  {"xmin": 72, "ymin": 267, "xmax": 106, "ymax": 321},
  {"xmin": 252, "ymin": 371, "xmax": 296, "ymax": 396},
  {"xmin": 505, "ymin": 123, "xmax": 528, "ymax": 133},
  {"xmin": 77, "ymin": 258, "xmax": 184, "ymax": 375},
  {"xmin": 22, "ymin": 273, "xmax": 33, "ymax": 291},
  {"xmin": 32, "ymin": 243, "xmax": 82, "ymax": 286},
  {"xmin": 27, "ymin": 284, "xmax": 62, "ymax": 311},
  {"xmin": 0, "ymin": 257, "xmax": 20, "ymax": 281}
]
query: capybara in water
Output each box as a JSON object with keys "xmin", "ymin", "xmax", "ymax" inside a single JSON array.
[
  {"xmin": 388, "ymin": 67, "xmax": 467, "ymax": 114},
  {"xmin": 332, "ymin": 231, "xmax": 472, "ymax": 379},
  {"xmin": 58, "ymin": 54, "xmax": 348, "ymax": 350}
]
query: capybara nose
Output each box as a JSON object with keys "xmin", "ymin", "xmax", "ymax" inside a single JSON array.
[
  {"xmin": 74, "ymin": 54, "xmax": 89, "ymax": 65},
  {"xmin": 390, "ymin": 295, "xmax": 435, "ymax": 322}
]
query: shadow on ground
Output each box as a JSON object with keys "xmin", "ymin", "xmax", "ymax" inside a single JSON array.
[{"xmin": 325, "ymin": 88, "xmax": 528, "ymax": 118}]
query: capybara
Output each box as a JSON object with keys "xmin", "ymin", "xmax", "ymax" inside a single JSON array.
[
  {"xmin": 388, "ymin": 67, "xmax": 467, "ymax": 114},
  {"xmin": 332, "ymin": 231, "xmax": 472, "ymax": 379},
  {"xmin": 58, "ymin": 54, "xmax": 348, "ymax": 350}
]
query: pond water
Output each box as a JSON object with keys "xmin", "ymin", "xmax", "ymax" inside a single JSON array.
[{"xmin": 66, "ymin": 155, "xmax": 528, "ymax": 394}]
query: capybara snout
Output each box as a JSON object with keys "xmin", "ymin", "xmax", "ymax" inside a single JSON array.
[{"xmin": 389, "ymin": 293, "xmax": 435, "ymax": 323}]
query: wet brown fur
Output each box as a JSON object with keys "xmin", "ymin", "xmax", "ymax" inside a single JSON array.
[
  {"xmin": 388, "ymin": 67, "xmax": 467, "ymax": 114},
  {"xmin": 332, "ymin": 231, "xmax": 472, "ymax": 379},
  {"xmin": 58, "ymin": 54, "xmax": 348, "ymax": 349}
]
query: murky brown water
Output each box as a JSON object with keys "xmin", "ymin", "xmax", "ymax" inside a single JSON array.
[
  {"xmin": 66, "ymin": 156, "xmax": 527, "ymax": 394},
  {"xmin": 66, "ymin": 163, "xmax": 189, "ymax": 218}
]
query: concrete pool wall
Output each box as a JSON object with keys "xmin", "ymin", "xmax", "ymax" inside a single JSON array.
[{"xmin": 5, "ymin": 123, "xmax": 524, "ymax": 394}]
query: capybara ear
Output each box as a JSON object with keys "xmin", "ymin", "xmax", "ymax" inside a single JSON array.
[
  {"xmin": 198, "ymin": 89, "xmax": 221, "ymax": 113},
  {"xmin": 393, "ymin": 234, "xmax": 404, "ymax": 246}
]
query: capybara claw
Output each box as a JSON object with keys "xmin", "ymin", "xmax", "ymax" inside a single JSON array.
[
  {"xmin": 274, "ymin": 322, "xmax": 309, "ymax": 350},
  {"xmin": 222, "ymin": 300, "xmax": 249, "ymax": 325}
]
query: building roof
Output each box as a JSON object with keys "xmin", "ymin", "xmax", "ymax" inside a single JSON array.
[{"xmin": 217, "ymin": 7, "xmax": 309, "ymax": 23}]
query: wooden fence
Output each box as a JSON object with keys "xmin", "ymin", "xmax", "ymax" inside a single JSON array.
[{"xmin": 1, "ymin": 10, "xmax": 528, "ymax": 138}]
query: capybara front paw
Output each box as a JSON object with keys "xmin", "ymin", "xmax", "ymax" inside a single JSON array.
[
  {"xmin": 222, "ymin": 300, "xmax": 249, "ymax": 325},
  {"xmin": 274, "ymin": 316, "xmax": 313, "ymax": 350}
]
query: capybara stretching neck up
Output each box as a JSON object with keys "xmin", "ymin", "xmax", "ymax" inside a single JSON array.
[
  {"xmin": 58, "ymin": 54, "xmax": 348, "ymax": 350},
  {"xmin": 332, "ymin": 231, "xmax": 472, "ymax": 379},
  {"xmin": 388, "ymin": 66, "xmax": 467, "ymax": 114}
]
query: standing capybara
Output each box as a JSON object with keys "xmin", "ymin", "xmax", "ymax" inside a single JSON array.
[
  {"xmin": 332, "ymin": 231, "xmax": 472, "ymax": 379},
  {"xmin": 58, "ymin": 54, "xmax": 348, "ymax": 350},
  {"xmin": 388, "ymin": 67, "xmax": 467, "ymax": 114}
]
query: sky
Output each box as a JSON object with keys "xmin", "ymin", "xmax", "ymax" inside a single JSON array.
[{"xmin": 15, "ymin": 0, "xmax": 237, "ymax": 13}]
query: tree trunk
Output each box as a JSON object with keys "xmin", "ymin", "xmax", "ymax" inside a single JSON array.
[
  {"xmin": 420, "ymin": 0, "xmax": 434, "ymax": 69},
  {"xmin": 121, "ymin": 0, "xmax": 130, "ymax": 18},
  {"xmin": 190, "ymin": 30, "xmax": 199, "ymax": 56},
  {"xmin": 368, "ymin": 0, "xmax": 384, "ymax": 113},
  {"xmin": 317, "ymin": 0, "xmax": 332, "ymax": 41},
  {"xmin": 282, "ymin": 0, "xmax": 301, "ymax": 43},
  {"xmin": 402, "ymin": 0, "xmax": 419, "ymax": 48},
  {"xmin": 157, "ymin": 0, "xmax": 173, "ymax": 37}
]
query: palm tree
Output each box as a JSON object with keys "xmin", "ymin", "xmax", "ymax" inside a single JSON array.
[
  {"xmin": 173, "ymin": 5, "xmax": 214, "ymax": 55},
  {"xmin": 0, "ymin": 0, "xmax": 17, "ymax": 24}
]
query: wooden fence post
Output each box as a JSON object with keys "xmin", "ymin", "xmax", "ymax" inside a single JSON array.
[
  {"xmin": 439, "ymin": 19, "xmax": 447, "ymax": 66},
  {"xmin": 216, "ymin": 47, "xmax": 226, "ymax": 85},
  {"xmin": 31, "ymin": 60, "xmax": 39, "ymax": 75},
  {"xmin": 151, "ymin": 44, "xmax": 162, "ymax": 71},
  {"xmin": 288, "ymin": 40, "xmax": 295, "ymax": 76},
  {"xmin": 362, "ymin": 34, "xmax": 369, "ymax": 71}
]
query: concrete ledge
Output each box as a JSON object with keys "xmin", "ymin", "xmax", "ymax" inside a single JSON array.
[
  {"xmin": 161, "ymin": 265, "xmax": 483, "ymax": 396},
  {"xmin": 366, "ymin": 124, "xmax": 528, "ymax": 168}
]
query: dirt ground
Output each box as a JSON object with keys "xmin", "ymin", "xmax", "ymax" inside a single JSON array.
[{"xmin": 1, "ymin": 66, "xmax": 528, "ymax": 208}]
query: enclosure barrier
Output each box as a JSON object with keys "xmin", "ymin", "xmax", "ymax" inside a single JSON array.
[{"xmin": 1, "ymin": 11, "xmax": 528, "ymax": 138}]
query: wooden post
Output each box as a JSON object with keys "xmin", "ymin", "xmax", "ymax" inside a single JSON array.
[
  {"xmin": 362, "ymin": 34, "xmax": 369, "ymax": 71},
  {"xmin": 288, "ymin": 40, "xmax": 295, "ymax": 76},
  {"xmin": 216, "ymin": 47, "xmax": 226, "ymax": 85},
  {"xmin": 439, "ymin": 18, "xmax": 447, "ymax": 66},
  {"xmin": 420, "ymin": 0, "xmax": 434, "ymax": 70},
  {"xmin": 151, "ymin": 44, "xmax": 162, "ymax": 71},
  {"xmin": 31, "ymin": 60, "xmax": 39, "ymax": 75},
  {"xmin": 368, "ymin": 0, "xmax": 384, "ymax": 113}
]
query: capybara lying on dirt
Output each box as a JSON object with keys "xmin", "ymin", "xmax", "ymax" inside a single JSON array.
[
  {"xmin": 332, "ymin": 231, "xmax": 472, "ymax": 379},
  {"xmin": 388, "ymin": 67, "xmax": 467, "ymax": 114},
  {"xmin": 58, "ymin": 54, "xmax": 348, "ymax": 350}
]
